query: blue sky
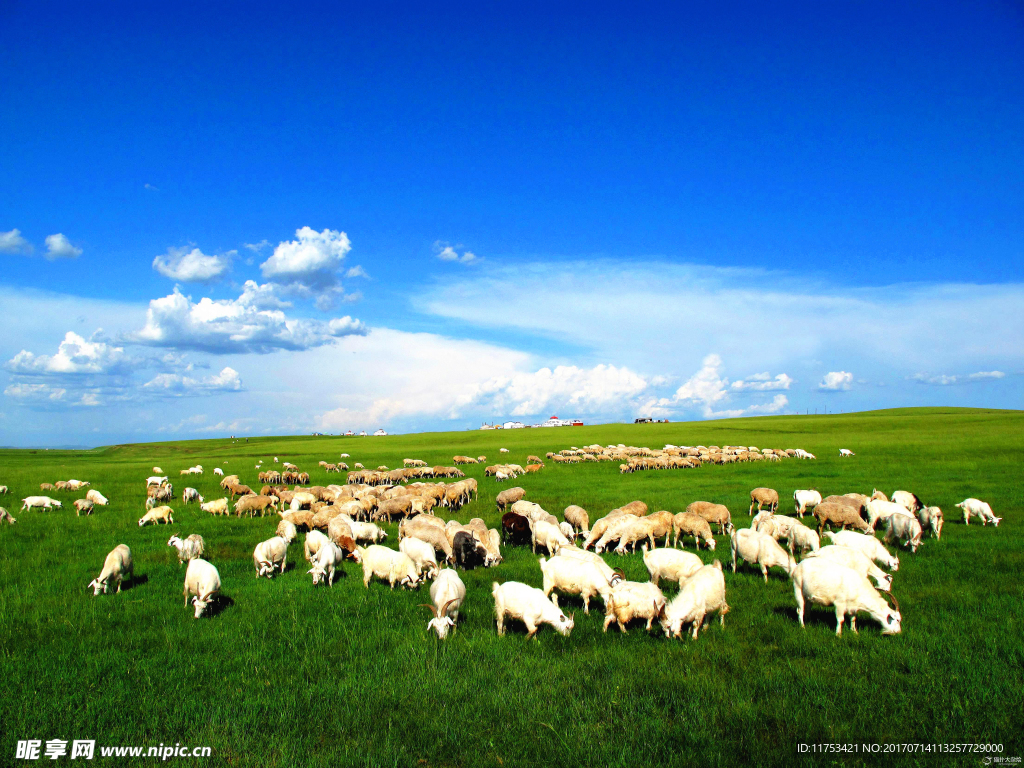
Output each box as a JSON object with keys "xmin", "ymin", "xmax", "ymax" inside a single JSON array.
[{"xmin": 1, "ymin": 1, "xmax": 1022, "ymax": 446}]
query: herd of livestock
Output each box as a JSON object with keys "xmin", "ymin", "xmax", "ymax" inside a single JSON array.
[{"xmin": 0, "ymin": 440, "xmax": 1004, "ymax": 639}]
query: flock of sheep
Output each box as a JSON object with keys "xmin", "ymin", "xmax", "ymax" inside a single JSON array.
[{"xmin": 0, "ymin": 441, "xmax": 1003, "ymax": 639}]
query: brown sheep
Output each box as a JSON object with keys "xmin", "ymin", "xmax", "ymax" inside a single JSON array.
[
  {"xmin": 748, "ymin": 487, "xmax": 779, "ymax": 515},
  {"xmin": 496, "ymin": 487, "xmax": 527, "ymax": 512},
  {"xmin": 563, "ymin": 505, "xmax": 590, "ymax": 534},
  {"xmin": 812, "ymin": 501, "xmax": 873, "ymax": 534},
  {"xmin": 671, "ymin": 512, "xmax": 716, "ymax": 550},
  {"xmin": 686, "ymin": 501, "xmax": 734, "ymax": 535}
]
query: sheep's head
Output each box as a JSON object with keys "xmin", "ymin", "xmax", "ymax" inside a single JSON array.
[
  {"xmin": 192, "ymin": 596, "xmax": 209, "ymax": 619},
  {"xmin": 88, "ymin": 578, "xmax": 107, "ymax": 596},
  {"xmin": 308, "ymin": 566, "xmax": 325, "ymax": 586},
  {"xmin": 427, "ymin": 616, "xmax": 456, "ymax": 638},
  {"xmin": 554, "ymin": 612, "xmax": 575, "ymax": 636},
  {"xmin": 138, "ymin": 517, "xmax": 147, "ymax": 527}
]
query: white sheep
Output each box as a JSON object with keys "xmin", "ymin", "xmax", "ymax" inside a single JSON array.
[
  {"xmin": 152, "ymin": 467, "xmax": 163, "ymax": 474},
  {"xmin": 183, "ymin": 487, "xmax": 203, "ymax": 505},
  {"xmin": 803, "ymin": 545, "xmax": 892, "ymax": 591},
  {"xmin": 349, "ymin": 521, "xmax": 388, "ymax": 544},
  {"xmin": 254, "ymin": 536, "xmax": 290, "ymax": 577},
  {"xmin": 917, "ymin": 506, "xmax": 943, "ymax": 539},
  {"xmin": 168, "ymin": 534, "xmax": 205, "ymax": 565},
  {"xmin": 839, "ymin": 449, "xmax": 855, "ymax": 457},
  {"xmin": 139, "ymin": 506, "xmax": 174, "ymax": 526},
  {"xmin": 539, "ymin": 555, "xmax": 614, "ymax": 613},
  {"xmin": 865, "ymin": 499, "xmax": 909, "ymax": 531},
  {"xmin": 642, "ymin": 546, "xmax": 703, "ymax": 588},
  {"xmin": 146, "ymin": 475, "xmax": 168, "ymax": 487},
  {"xmin": 21, "ymin": 496, "xmax": 61, "ymax": 512},
  {"xmin": 660, "ymin": 561, "xmax": 729, "ymax": 640},
  {"xmin": 200, "ymin": 497, "xmax": 229, "ymax": 516},
  {"xmin": 304, "ymin": 530, "xmax": 331, "ymax": 563},
  {"xmin": 730, "ymin": 529, "xmax": 796, "ymax": 582},
  {"xmin": 420, "ymin": 568, "xmax": 466, "ymax": 639},
  {"xmin": 276, "ymin": 519, "xmax": 298, "ymax": 544},
  {"xmin": 824, "ymin": 530, "xmax": 900, "ymax": 571},
  {"xmin": 0, "ymin": 507, "xmax": 16, "ymax": 524},
  {"xmin": 790, "ymin": 558, "xmax": 901, "ymax": 636},
  {"xmin": 213, "ymin": 468, "xmax": 224, "ymax": 476},
  {"xmin": 492, "ymin": 581, "xmax": 574, "ymax": 639},
  {"xmin": 307, "ymin": 540, "xmax": 345, "ymax": 586},
  {"xmin": 400, "ymin": 537, "xmax": 440, "ymax": 579},
  {"xmin": 956, "ymin": 498, "xmax": 1001, "ymax": 527},
  {"xmin": 792, "ymin": 489, "xmax": 822, "ymax": 517},
  {"xmin": 183, "ymin": 559, "xmax": 221, "ymax": 618},
  {"xmin": 357, "ymin": 545, "xmax": 420, "ymax": 589},
  {"xmin": 85, "ymin": 489, "xmax": 108, "ymax": 506},
  {"xmin": 786, "ymin": 524, "xmax": 820, "ymax": 555},
  {"xmin": 0, "ymin": 486, "xmax": 7, "ymax": 495},
  {"xmin": 532, "ymin": 519, "xmax": 570, "ymax": 556},
  {"xmin": 89, "ymin": 544, "xmax": 133, "ymax": 595},
  {"xmin": 884, "ymin": 513, "xmax": 923, "ymax": 553},
  {"xmin": 603, "ymin": 580, "xmax": 667, "ymax": 633}
]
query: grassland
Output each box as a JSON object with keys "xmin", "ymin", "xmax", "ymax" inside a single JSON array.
[{"xmin": 0, "ymin": 407, "xmax": 1022, "ymax": 767}]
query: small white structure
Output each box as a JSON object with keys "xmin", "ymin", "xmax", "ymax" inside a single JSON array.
[
  {"xmin": 502, "ymin": 421, "xmax": 526, "ymax": 430},
  {"xmin": 373, "ymin": 429, "xmax": 388, "ymax": 437}
]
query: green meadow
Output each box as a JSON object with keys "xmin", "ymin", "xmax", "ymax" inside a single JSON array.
[{"xmin": 0, "ymin": 407, "xmax": 1021, "ymax": 767}]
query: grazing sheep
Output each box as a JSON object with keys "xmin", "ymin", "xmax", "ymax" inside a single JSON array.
[
  {"xmin": 73, "ymin": 499, "xmax": 94, "ymax": 516},
  {"xmin": 602, "ymin": 580, "xmax": 667, "ymax": 633},
  {"xmin": 89, "ymin": 544, "xmax": 133, "ymax": 595},
  {"xmin": 839, "ymin": 449, "xmax": 855, "ymax": 457},
  {"xmin": 153, "ymin": 467, "xmax": 163, "ymax": 474},
  {"xmin": 307, "ymin": 540, "xmax": 345, "ymax": 586},
  {"xmin": 884, "ymin": 513, "xmax": 923, "ymax": 553},
  {"xmin": 916, "ymin": 506, "xmax": 943, "ymax": 539},
  {"xmin": 563, "ymin": 505, "xmax": 590, "ymax": 535},
  {"xmin": 671, "ymin": 512, "xmax": 716, "ymax": 551},
  {"xmin": 659, "ymin": 561, "xmax": 729, "ymax": 640},
  {"xmin": 357, "ymin": 545, "xmax": 420, "ymax": 589},
  {"xmin": 213, "ymin": 468, "xmax": 224, "ymax": 476},
  {"xmin": 146, "ymin": 476, "xmax": 169, "ymax": 487},
  {"xmin": 138, "ymin": 506, "xmax": 174, "ymax": 526},
  {"xmin": 85, "ymin": 489, "xmax": 108, "ymax": 506},
  {"xmin": 748, "ymin": 487, "xmax": 779, "ymax": 515},
  {"xmin": 823, "ymin": 530, "xmax": 900, "ymax": 571},
  {"xmin": 686, "ymin": 501, "xmax": 733, "ymax": 535},
  {"xmin": 790, "ymin": 558, "xmax": 901, "ymax": 636},
  {"xmin": 168, "ymin": 534, "xmax": 206, "ymax": 565},
  {"xmin": 21, "ymin": 496, "xmax": 62, "ymax": 512},
  {"xmin": 891, "ymin": 490, "xmax": 923, "ymax": 513},
  {"xmin": 421, "ymin": 568, "xmax": 466, "ymax": 639},
  {"xmin": 731, "ymin": 529, "xmax": 796, "ymax": 582},
  {"xmin": 350, "ymin": 521, "xmax": 388, "ymax": 544},
  {"xmin": 201, "ymin": 497, "xmax": 230, "ymax": 516},
  {"xmin": 492, "ymin": 581, "xmax": 574, "ymax": 639},
  {"xmin": 254, "ymin": 536, "xmax": 290, "ymax": 578},
  {"xmin": 496, "ymin": 487, "xmax": 527, "ymax": 512},
  {"xmin": 865, "ymin": 499, "xmax": 911, "ymax": 531},
  {"xmin": 183, "ymin": 487, "xmax": 203, "ymax": 505},
  {"xmin": 539, "ymin": 555, "xmax": 614, "ymax": 613},
  {"xmin": 235, "ymin": 494, "xmax": 278, "ymax": 518},
  {"xmin": 643, "ymin": 546, "xmax": 703, "ymax": 587},
  {"xmin": 0, "ymin": 507, "xmax": 16, "ymax": 525},
  {"xmin": 276, "ymin": 519, "xmax": 298, "ymax": 544},
  {"xmin": 812, "ymin": 501, "xmax": 872, "ymax": 535},
  {"xmin": 183, "ymin": 559, "xmax": 221, "ymax": 618},
  {"xmin": 532, "ymin": 519, "xmax": 571, "ymax": 556},
  {"xmin": 792, "ymin": 489, "xmax": 821, "ymax": 517},
  {"xmin": 956, "ymin": 498, "xmax": 1001, "ymax": 527},
  {"xmin": 401, "ymin": 536, "xmax": 440, "ymax": 579},
  {"xmin": 786, "ymin": 523, "xmax": 820, "ymax": 555},
  {"xmin": 803, "ymin": 545, "xmax": 892, "ymax": 591},
  {"xmin": 304, "ymin": 530, "xmax": 331, "ymax": 563}
]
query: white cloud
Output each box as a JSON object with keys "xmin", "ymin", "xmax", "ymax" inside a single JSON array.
[
  {"xmin": 912, "ymin": 370, "xmax": 1006, "ymax": 386},
  {"xmin": 244, "ymin": 239, "xmax": 271, "ymax": 252},
  {"xmin": 819, "ymin": 371, "xmax": 853, "ymax": 391},
  {"xmin": 142, "ymin": 366, "xmax": 242, "ymax": 397},
  {"xmin": 236, "ymin": 280, "xmax": 292, "ymax": 310},
  {"xmin": 44, "ymin": 233, "xmax": 82, "ymax": 260},
  {"xmin": 130, "ymin": 287, "xmax": 367, "ymax": 354},
  {"xmin": 968, "ymin": 370, "xmax": 1005, "ymax": 381},
  {"xmin": 345, "ymin": 265, "xmax": 369, "ymax": 278},
  {"xmin": 0, "ymin": 229, "xmax": 33, "ymax": 254},
  {"xmin": 434, "ymin": 241, "xmax": 478, "ymax": 264},
  {"xmin": 6, "ymin": 331, "xmax": 130, "ymax": 376},
  {"xmin": 731, "ymin": 372, "xmax": 794, "ymax": 391},
  {"xmin": 144, "ymin": 183, "xmax": 159, "ymax": 191},
  {"xmin": 152, "ymin": 246, "xmax": 231, "ymax": 282},
  {"xmin": 259, "ymin": 227, "xmax": 352, "ymax": 307},
  {"xmin": 4, "ymin": 382, "xmax": 69, "ymax": 404},
  {"xmin": 472, "ymin": 364, "xmax": 650, "ymax": 418}
]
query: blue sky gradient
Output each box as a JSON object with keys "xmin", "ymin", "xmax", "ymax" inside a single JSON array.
[{"xmin": 2, "ymin": 1, "xmax": 1022, "ymax": 445}]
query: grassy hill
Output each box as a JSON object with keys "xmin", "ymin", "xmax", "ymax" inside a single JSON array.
[{"xmin": 0, "ymin": 407, "xmax": 1021, "ymax": 766}]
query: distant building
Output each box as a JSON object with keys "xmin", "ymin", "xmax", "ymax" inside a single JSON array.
[
  {"xmin": 344, "ymin": 430, "xmax": 353, "ymax": 436},
  {"xmin": 480, "ymin": 423, "xmax": 499, "ymax": 430},
  {"xmin": 537, "ymin": 415, "xmax": 583, "ymax": 427},
  {"xmin": 503, "ymin": 421, "xmax": 525, "ymax": 429},
  {"xmin": 359, "ymin": 430, "xmax": 367, "ymax": 436},
  {"xmin": 373, "ymin": 429, "xmax": 387, "ymax": 436}
]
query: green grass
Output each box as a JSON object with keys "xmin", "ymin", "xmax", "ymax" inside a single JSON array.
[{"xmin": 1, "ymin": 407, "xmax": 1022, "ymax": 766}]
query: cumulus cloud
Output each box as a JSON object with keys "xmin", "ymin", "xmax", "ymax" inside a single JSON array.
[
  {"xmin": 259, "ymin": 227, "xmax": 352, "ymax": 308},
  {"xmin": 1, "ymin": 229, "xmax": 33, "ymax": 254},
  {"xmin": 6, "ymin": 332, "xmax": 131, "ymax": 376},
  {"xmin": 130, "ymin": 287, "xmax": 367, "ymax": 354},
  {"xmin": 152, "ymin": 246, "xmax": 231, "ymax": 282},
  {"xmin": 143, "ymin": 367, "xmax": 242, "ymax": 397},
  {"xmin": 731, "ymin": 372, "xmax": 794, "ymax": 391},
  {"xmin": 819, "ymin": 371, "xmax": 853, "ymax": 391},
  {"xmin": 673, "ymin": 354, "xmax": 729, "ymax": 408},
  {"xmin": 471, "ymin": 364, "xmax": 650, "ymax": 418},
  {"xmin": 968, "ymin": 370, "xmax": 1005, "ymax": 381},
  {"xmin": 434, "ymin": 241, "xmax": 478, "ymax": 264},
  {"xmin": 244, "ymin": 239, "xmax": 271, "ymax": 252},
  {"xmin": 44, "ymin": 233, "xmax": 82, "ymax": 260},
  {"xmin": 345, "ymin": 265, "xmax": 369, "ymax": 278}
]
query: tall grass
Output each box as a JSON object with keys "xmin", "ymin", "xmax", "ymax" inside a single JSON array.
[{"xmin": 0, "ymin": 407, "xmax": 1021, "ymax": 766}]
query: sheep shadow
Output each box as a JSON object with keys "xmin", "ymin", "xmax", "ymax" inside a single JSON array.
[
  {"xmin": 772, "ymin": 604, "xmax": 840, "ymax": 631},
  {"xmin": 122, "ymin": 573, "xmax": 149, "ymax": 591},
  {"xmin": 203, "ymin": 594, "xmax": 234, "ymax": 618}
]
